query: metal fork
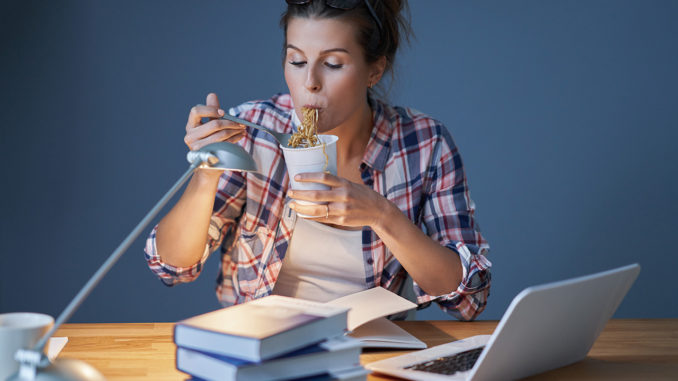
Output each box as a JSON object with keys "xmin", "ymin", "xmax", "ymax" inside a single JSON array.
[{"xmin": 220, "ymin": 113, "xmax": 293, "ymax": 147}]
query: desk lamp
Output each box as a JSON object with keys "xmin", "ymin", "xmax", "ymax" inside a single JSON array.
[{"xmin": 9, "ymin": 142, "xmax": 257, "ymax": 381}]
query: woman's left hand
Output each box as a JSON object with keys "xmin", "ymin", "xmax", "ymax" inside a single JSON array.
[{"xmin": 288, "ymin": 172, "xmax": 390, "ymax": 228}]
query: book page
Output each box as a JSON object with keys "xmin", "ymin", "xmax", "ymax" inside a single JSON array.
[
  {"xmin": 253, "ymin": 295, "xmax": 349, "ymax": 317},
  {"xmin": 326, "ymin": 287, "xmax": 417, "ymax": 331},
  {"xmin": 348, "ymin": 317, "xmax": 426, "ymax": 348}
]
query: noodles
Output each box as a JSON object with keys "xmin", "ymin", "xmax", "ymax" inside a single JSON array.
[
  {"xmin": 287, "ymin": 107, "xmax": 329, "ymax": 172},
  {"xmin": 288, "ymin": 107, "xmax": 321, "ymax": 148}
]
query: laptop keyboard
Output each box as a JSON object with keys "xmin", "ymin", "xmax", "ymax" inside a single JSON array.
[{"xmin": 404, "ymin": 346, "xmax": 485, "ymax": 375}]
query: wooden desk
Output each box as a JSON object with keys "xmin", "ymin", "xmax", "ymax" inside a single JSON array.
[{"xmin": 54, "ymin": 319, "xmax": 678, "ymax": 380}]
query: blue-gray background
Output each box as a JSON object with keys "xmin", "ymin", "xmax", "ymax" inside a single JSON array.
[{"xmin": 2, "ymin": 1, "xmax": 677, "ymax": 323}]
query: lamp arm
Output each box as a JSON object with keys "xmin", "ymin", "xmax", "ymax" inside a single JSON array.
[{"xmin": 32, "ymin": 161, "xmax": 201, "ymax": 352}]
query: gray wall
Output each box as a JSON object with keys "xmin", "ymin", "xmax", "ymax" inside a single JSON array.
[{"xmin": 2, "ymin": 1, "xmax": 676, "ymax": 323}]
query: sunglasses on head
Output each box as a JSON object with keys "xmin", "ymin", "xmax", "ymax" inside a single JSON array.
[{"xmin": 285, "ymin": 0, "xmax": 383, "ymax": 31}]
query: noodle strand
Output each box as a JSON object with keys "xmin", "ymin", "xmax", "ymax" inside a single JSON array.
[{"xmin": 287, "ymin": 107, "xmax": 329, "ymax": 173}]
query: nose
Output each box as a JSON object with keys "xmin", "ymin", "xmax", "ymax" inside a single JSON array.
[{"xmin": 304, "ymin": 66, "xmax": 321, "ymax": 93}]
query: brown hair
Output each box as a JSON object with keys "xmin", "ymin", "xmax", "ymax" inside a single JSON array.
[{"xmin": 280, "ymin": 0, "xmax": 412, "ymax": 96}]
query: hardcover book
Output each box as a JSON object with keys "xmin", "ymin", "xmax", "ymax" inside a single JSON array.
[
  {"xmin": 177, "ymin": 336, "xmax": 362, "ymax": 381},
  {"xmin": 174, "ymin": 295, "xmax": 349, "ymax": 362}
]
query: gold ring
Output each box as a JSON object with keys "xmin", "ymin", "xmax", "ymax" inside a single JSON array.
[{"xmin": 325, "ymin": 204, "xmax": 330, "ymax": 219}]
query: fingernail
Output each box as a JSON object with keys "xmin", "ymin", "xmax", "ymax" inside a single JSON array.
[
  {"xmin": 288, "ymin": 190, "xmax": 294, "ymax": 197},
  {"xmin": 289, "ymin": 203, "xmax": 295, "ymax": 210},
  {"xmin": 218, "ymin": 109, "xmax": 225, "ymax": 116}
]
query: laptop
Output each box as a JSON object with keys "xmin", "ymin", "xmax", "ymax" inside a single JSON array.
[{"xmin": 365, "ymin": 263, "xmax": 640, "ymax": 380}]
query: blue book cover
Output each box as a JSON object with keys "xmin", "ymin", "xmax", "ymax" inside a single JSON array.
[{"xmin": 177, "ymin": 335, "xmax": 362, "ymax": 381}]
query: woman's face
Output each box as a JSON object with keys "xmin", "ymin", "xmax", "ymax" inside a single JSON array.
[{"xmin": 284, "ymin": 16, "xmax": 377, "ymax": 133}]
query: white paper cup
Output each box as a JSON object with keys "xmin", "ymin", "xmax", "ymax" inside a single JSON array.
[
  {"xmin": 281, "ymin": 135, "xmax": 338, "ymax": 216},
  {"xmin": 0, "ymin": 312, "xmax": 54, "ymax": 379}
]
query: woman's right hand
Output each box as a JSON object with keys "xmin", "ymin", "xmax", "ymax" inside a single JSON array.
[{"xmin": 184, "ymin": 92, "xmax": 246, "ymax": 151}]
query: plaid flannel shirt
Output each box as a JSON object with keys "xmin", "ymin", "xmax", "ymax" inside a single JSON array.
[{"xmin": 145, "ymin": 93, "xmax": 491, "ymax": 320}]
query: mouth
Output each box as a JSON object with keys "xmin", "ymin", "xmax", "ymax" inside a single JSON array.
[{"xmin": 303, "ymin": 104, "xmax": 322, "ymax": 110}]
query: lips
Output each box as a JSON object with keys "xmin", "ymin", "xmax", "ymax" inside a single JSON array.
[{"xmin": 303, "ymin": 104, "xmax": 322, "ymax": 110}]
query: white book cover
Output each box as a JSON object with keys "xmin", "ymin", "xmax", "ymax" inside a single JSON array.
[{"xmin": 175, "ymin": 295, "xmax": 350, "ymax": 361}]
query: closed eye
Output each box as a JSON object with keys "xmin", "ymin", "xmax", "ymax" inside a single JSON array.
[
  {"xmin": 289, "ymin": 61, "xmax": 306, "ymax": 67},
  {"xmin": 325, "ymin": 62, "xmax": 343, "ymax": 69}
]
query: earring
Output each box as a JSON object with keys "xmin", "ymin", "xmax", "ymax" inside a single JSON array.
[{"xmin": 368, "ymin": 81, "xmax": 373, "ymax": 89}]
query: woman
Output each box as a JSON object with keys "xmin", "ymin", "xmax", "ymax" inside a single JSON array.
[{"xmin": 145, "ymin": 0, "xmax": 491, "ymax": 321}]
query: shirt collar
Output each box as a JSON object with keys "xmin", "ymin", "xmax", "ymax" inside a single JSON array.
[{"xmin": 361, "ymin": 96, "xmax": 393, "ymax": 172}]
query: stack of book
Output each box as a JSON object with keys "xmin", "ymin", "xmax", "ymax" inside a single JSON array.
[{"xmin": 173, "ymin": 295, "xmax": 367, "ymax": 381}]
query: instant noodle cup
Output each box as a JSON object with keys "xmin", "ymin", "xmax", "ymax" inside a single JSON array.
[{"xmin": 281, "ymin": 134, "xmax": 338, "ymax": 212}]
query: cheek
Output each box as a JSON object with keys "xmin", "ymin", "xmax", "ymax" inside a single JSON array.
[
  {"xmin": 284, "ymin": 68, "xmax": 303, "ymax": 95},
  {"xmin": 331, "ymin": 76, "xmax": 359, "ymax": 95},
  {"xmin": 326, "ymin": 72, "xmax": 364, "ymax": 107},
  {"xmin": 330, "ymin": 67, "xmax": 364, "ymax": 92}
]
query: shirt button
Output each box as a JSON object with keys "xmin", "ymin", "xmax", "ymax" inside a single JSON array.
[{"xmin": 366, "ymin": 258, "xmax": 374, "ymax": 265}]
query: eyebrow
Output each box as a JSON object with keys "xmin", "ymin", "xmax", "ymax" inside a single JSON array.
[{"xmin": 286, "ymin": 44, "xmax": 350, "ymax": 55}]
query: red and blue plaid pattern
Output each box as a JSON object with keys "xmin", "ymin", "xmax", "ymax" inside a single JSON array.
[{"xmin": 145, "ymin": 93, "xmax": 491, "ymax": 321}]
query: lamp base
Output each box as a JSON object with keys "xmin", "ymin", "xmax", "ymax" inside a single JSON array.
[{"xmin": 7, "ymin": 358, "xmax": 105, "ymax": 381}]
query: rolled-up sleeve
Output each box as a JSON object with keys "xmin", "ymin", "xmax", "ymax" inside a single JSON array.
[
  {"xmin": 415, "ymin": 127, "xmax": 491, "ymax": 321},
  {"xmin": 144, "ymin": 170, "xmax": 247, "ymax": 286}
]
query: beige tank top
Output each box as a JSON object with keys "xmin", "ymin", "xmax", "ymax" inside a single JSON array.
[{"xmin": 272, "ymin": 216, "xmax": 368, "ymax": 302}]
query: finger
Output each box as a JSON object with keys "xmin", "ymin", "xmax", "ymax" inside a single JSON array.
[
  {"xmin": 190, "ymin": 119, "xmax": 245, "ymax": 140},
  {"xmin": 187, "ymin": 104, "xmax": 225, "ymax": 129},
  {"xmin": 288, "ymin": 189, "xmax": 336, "ymax": 203},
  {"xmin": 206, "ymin": 92, "xmax": 220, "ymax": 109},
  {"xmin": 186, "ymin": 125, "xmax": 245, "ymax": 147},
  {"xmin": 188, "ymin": 129, "xmax": 246, "ymax": 151},
  {"xmin": 227, "ymin": 131, "xmax": 247, "ymax": 144},
  {"xmin": 187, "ymin": 130, "xmax": 245, "ymax": 150},
  {"xmin": 289, "ymin": 202, "xmax": 331, "ymax": 219},
  {"xmin": 294, "ymin": 172, "xmax": 344, "ymax": 187},
  {"xmin": 205, "ymin": 93, "xmax": 222, "ymax": 124}
]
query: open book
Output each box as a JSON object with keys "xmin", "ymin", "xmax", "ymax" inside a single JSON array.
[{"xmin": 325, "ymin": 287, "xmax": 426, "ymax": 349}]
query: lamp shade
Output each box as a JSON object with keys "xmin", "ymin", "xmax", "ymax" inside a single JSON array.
[{"xmin": 190, "ymin": 142, "xmax": 258, "ymax": 172}]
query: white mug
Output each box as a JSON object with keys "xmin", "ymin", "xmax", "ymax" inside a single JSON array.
[{"xmin": 0, "ymin": 312, "xmax": 54, "ymax": 380}]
